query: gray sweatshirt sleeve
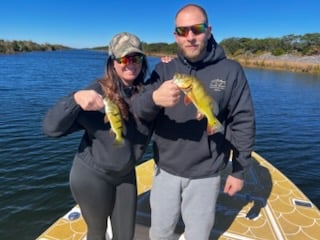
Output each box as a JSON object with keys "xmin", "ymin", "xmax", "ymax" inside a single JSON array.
[{"xmin": 42, "ymin": 93, "xmax": 82, "ymax": 137}]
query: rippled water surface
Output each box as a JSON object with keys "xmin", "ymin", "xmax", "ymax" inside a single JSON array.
[{"xmin": 0, "ymin": 50, "xmax": 319, "ymax": 239}]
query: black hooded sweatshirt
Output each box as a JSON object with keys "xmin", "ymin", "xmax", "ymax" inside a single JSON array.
[
  {"xmin": 132, "ymin": 36, "xmax": 255, "ymax": 179},
  {"xmin": 43, "ymin": 80, "xmax": 153, "ymax": 181}
]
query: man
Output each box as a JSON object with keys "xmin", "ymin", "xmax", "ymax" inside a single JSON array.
[{"xmin": 132, "ymin": 4, "xmax": 255, "ymax": 240}]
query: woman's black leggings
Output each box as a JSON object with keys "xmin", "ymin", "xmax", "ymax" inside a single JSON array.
[{"xmin": 69, "ymin": 159, "xmax": 137, "ymax": 240}]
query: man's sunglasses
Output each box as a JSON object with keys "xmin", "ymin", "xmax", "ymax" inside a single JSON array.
[
  {"xmin": 175, "ymin": 23, "xmax": 208, "ymax": 37},
  {"xmin": 114, "ymin": 55, "xmax": 144, "ymax": 65}
]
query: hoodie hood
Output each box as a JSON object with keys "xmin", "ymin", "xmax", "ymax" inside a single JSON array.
[{"xmin": 177, "ymin": 34, "xmax": 226, "ymax": 69}]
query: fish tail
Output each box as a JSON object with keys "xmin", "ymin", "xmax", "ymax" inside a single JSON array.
[
  {"xmin": 114, "ymin": 131, "xmax": 124, "ymax": 145},
  {"xmin": 114, "ymin": 135, "xmax": 124, "ymax": 145},
  {"xmin": 207, "ymin": 118, "xmax": 223, "ymax": 135}
]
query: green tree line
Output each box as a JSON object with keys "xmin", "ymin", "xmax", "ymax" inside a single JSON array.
[
  {"xmin": 94, "ymin": 33, "xmax": 320, "ymax": 57},
  {"xmin": 2, "ymin": 33, "xmax": 320, "ymax": 56},
  {"xmin": 220, "ymin": 33, "xmax": 320, "ymax": 56},
  {"xmin": 0, "ymin": 39, "xmax": 69, "ymax": 54},
  {"xmin": 92, "ymin": 42, "xmax": 178, "ymax": 55}
]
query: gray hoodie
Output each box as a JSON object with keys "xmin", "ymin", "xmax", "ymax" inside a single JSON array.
[{"xmin": 132, "ymin": 36, "xmax": 255, "ymax": 179}]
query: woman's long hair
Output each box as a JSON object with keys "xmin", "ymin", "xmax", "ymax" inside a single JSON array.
[{"xmin": 99, "ymin": 56, "xmax": 148, "ymax": 120}]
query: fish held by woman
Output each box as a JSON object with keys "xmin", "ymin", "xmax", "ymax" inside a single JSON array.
[
  {"xmin": 103, "ymin": 97, "xmax": 124, "ymax": 145},
  {"xmin": 173, "ymin": 73, "xmax": 223, "ymax": 135}
]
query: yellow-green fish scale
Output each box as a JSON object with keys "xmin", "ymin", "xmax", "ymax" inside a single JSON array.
[
  {"xmin": 173, "ymin": 73, "xmax": 222, "ymax": 134},
  {"xmin": 103, "ymin": 98, "xmax": 124, "ymax": 144}
]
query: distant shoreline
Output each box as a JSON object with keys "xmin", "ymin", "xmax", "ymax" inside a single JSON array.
[
  {"xmin": 231, "ymin": 53, "xmax": 320, "ymax": 74},
  {"xmin": 149, "ymin": 52, "xmax": 320, "ymax": 75},
  {"xmin": 2, "ymin": 49, "xmax": 319, "ymax": 74}
]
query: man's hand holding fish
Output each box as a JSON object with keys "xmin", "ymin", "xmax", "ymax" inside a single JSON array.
[{"xmin": 152, "ymin": 80, "xmax": 181, "ymax": 107}]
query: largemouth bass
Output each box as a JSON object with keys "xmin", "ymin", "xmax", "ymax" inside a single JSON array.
[
  {"xmin": 103, "ymin": 97, "xmax": 124, "ymax": 145},
  {"xmin": 173, "ymin": 73, "xmax": 223, "ymax": 135}
]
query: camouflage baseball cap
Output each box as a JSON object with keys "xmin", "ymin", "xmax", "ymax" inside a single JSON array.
[{"xmin": 108, "ymin": 32, "xmax": 144, "ymax": 59}]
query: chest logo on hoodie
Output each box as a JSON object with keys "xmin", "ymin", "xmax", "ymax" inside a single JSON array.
[{"xmin": 209, "ymin": 79, "xmax": 226, "ymax": 92}]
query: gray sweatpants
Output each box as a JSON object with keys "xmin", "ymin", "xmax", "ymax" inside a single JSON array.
[{"xmin": 149, "ymin": 167, "xmax": 220, "ymax": 240}]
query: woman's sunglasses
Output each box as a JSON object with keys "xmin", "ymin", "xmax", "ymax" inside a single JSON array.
[
  {"xmin": 175, "ymin": 23, "xmax": 208, "ymax": 37},
  {"xmin": 114, "ymin": 55, "xmax": 144, "ymax": 65}
]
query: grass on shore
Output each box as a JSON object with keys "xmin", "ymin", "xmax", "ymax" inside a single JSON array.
[{"xmin": 231, "ymin": 57, "xmax": 320, "ymax": 74}]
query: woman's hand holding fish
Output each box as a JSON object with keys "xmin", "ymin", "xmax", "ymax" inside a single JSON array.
[
  {"xmin": 74, "ymin": 90, "xmax": 104, "ymax": 111},
  {"xmin": 152, "ymin": 80, "xmax": 181, "ymax": 107}
]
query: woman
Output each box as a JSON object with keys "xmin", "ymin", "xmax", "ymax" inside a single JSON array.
[{"xmin": 43, "ymin": 32, "xmax": 152, "ymax": 240}]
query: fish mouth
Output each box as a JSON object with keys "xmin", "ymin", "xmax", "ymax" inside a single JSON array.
[
  {"xmin": 179, "ymin": 85, "xmax": 192, "ymax": 91},
  {"xmin": 173, "ymin": 79, "xmax": 192, "ymax": 91},
  {"xmin": 174, "ymin": 82, "xmax": 192, "ymax": 91}
]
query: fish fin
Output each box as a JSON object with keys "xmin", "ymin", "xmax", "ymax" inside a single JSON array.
[
  {"xmin": 108, "ymin": 130, "xmax": 116, "ymax": 138},
  {"xmin": 207, "ymin": 119, "xmax": 224, "ymax": 135},
  {"xmin": 104, "ymin": 115, "xmax": 109, "ymax": 123},
  {"xmin": 184, "ymin": 96, "xmax": 192, "ymax": 105},
  {"xmin": 196, "ymin": 112, "xmax": 204, "ymax": 120}
]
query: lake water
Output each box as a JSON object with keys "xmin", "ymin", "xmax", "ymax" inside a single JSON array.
[{"xmin": 0, "ymin": 50, "xmax": 319, "ymax": 239}]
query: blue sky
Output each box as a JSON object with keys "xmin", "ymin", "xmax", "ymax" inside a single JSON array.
[{"xmin": 1, "ymin": 0, "xmax": 319, "ymax": 48}]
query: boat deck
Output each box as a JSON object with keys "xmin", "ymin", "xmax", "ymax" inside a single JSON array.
[{"xmin": 37, "ymin": 152, "xmax": 320, "ymax": 240}]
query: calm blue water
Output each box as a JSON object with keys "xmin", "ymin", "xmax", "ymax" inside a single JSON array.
[{"xmin": 0, "ymin": 50, "xmax": 319, "ymax": 239}]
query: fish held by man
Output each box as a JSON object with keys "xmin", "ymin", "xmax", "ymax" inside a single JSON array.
[
  {"xmin": 173, "ymin": 73, "xmax": 223, "ymax": 135},
  {"xmin": 103, "ymin": 97, "xmax": 124, "ymax": 145}
]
